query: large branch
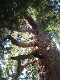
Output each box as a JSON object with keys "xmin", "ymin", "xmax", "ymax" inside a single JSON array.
[
  {"xmin": 11, "ymin": 53, "xmax": 32, "ymax": 60},
  {"xmin": 24, "ymin": 15, "xmax": 39, "ymax": 35},
  {"xmin": 11, "ymin": 49, "xmax": 44, "ymax": 61},
  {"xmin": 11, "ymin": 50, "xmax": 38, "ymax": 61},
  {"xmin": 16, "ymin": 30, "xmax": 33, "ymax": 33},
  {"xmin": 3, "ymin": 35, "xmax": 37, "ymax": 47}
]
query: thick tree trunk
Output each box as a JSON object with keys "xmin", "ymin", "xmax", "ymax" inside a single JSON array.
[
  {"xmin": 24, "ymin": 15, "xmax": 60, "ymax": 80},
  {"xmin": 44, "ymin": 48, "xmax": 60, "ymax": 80},
  {"xmin": 9, "ymin": 14, "xmax": 60, "ymax": 80}
]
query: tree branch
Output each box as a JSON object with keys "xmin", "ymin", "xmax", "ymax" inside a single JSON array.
[
  {"xmin": 11, "ymin": 53, "xmax": 32, "ymax": 60},
  {"xmin": 11, "ymin": 49, "xmax": 45, "ymax": 79},
  {"xmin": 24, "ymin": 15, "xmax": 39, "ymax": 35},
  {"xmin": 16, "ymin": 30, "xmax": 34, "ymax": 33},
  {"xmin": 12, "ymin": 58, "xmax": 38, "ymax": 80},
  {"xmin": 11, "ymin": 50, "xmax": 38, "ymax": 61},
  {"xmin": 3, "ymin": 35, "xmax": 37, "ymax": 47},
  {"xmin": 11, "ymin": 49, "xmax": 44, "ymax": 61}
]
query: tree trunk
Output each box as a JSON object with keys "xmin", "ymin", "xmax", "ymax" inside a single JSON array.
[
  {"xmin": 24, "ymin": 15, "xmax": 60, "ymax": 80},
  {"xmin": 10, "ymin": 14, "xmax": 60, "ymax": 80}
]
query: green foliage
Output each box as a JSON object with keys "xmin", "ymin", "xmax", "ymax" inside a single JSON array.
[
  {"xmin": 0, "ymin": 0, "xmax": 60, "ymax": 80},
  {"xmin": 0, "ymin": 0, "xmax": 59, "ymax": 30},
  {"xmin": 0, "ymin": 68, "xmax": 8, "ymax": 80}
]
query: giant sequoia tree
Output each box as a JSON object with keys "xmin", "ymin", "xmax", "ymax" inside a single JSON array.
[{"xmin": 0, "ymin": 0, "xmax": 60, "ymax": 80}]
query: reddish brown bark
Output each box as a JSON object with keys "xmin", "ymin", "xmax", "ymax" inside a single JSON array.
[
  {"xmin": 24, "ymin": 15, "xmax": 60, "ymax": 80},
  {"xmin": 11, "ymin": 15, "xmax": 60, "ymax": 80}
]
